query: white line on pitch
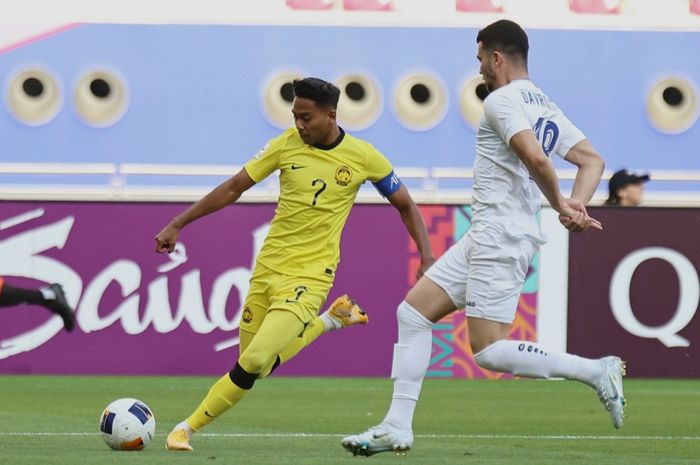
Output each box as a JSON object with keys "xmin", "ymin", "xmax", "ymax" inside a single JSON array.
[
  {"xmin": 0, "ymin": 208, "xmax": 45, "ymax": 230},
  {"xmin": 1, "ymin": 432, "xmax": 699, "ymax": 441}
]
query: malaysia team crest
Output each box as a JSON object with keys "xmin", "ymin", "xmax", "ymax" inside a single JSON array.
[
  {"xmin": 242, "ymin": 306, "xmax": 253, "ymax": 323},
  {"xmin": 335, "ymin": 166, "xmax": 352, "ymax": 186}
]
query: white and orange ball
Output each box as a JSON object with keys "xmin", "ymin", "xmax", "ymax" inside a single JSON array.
[{"xmin": 99, "ymin": 398, "xmax": 156, "ymax": 451}]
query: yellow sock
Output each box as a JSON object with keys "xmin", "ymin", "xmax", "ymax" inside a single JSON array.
[{"xmin": 186, "ymin": 374, "xmax": 249, "ymax": 431}]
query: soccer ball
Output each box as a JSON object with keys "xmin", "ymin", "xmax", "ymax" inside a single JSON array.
[{"xmin": 99, "ymin": 398, "xmax": 156, "ymax": 451}]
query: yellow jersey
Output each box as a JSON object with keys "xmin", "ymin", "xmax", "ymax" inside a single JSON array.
[{"xmin": 244, "ymin": 127, "xmax": 394, "ymax": 281}]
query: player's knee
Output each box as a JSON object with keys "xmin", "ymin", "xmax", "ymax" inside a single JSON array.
[
  {"xmin": 397, "ymin": 300, "xmax": 432, "ymax": 330},
  {"xmin": 256, "ymin": 356, "xmax": 281, "ymax": 380},
  {"xmin": 238, "ymin": 350, "xmax": 275, "ymax": 375}
]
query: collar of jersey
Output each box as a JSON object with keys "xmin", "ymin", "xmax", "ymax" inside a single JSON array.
[{"xmin": 312, "ymin": 127, "xmax": 345, "ymax": 151}]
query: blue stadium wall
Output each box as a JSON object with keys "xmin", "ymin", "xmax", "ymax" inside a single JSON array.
[{"xmin": 1, "ymin": 25, "xmax": 699, "ymax": 179}]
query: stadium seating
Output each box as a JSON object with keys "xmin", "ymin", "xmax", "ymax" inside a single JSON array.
[
  {"xmin": 287, "ymin": 0, "xmax": 699, "ymax": 17},
  {"xmin": 343, "ymin": 0, "xmax": 394, "ymax": 11},
  {"xmin": 691, "ymin": 0, "xmax": 700, "ymax": 14},
  {"xmin": 569, "ymin": 0, "xmax": 621, "ymax": 14},
  {"xmin": 286, "ymin": 0, "xmax": 335, "ymax": 10},
  {"xmin": 455, "ymin": 0, "xmax": 504, "ymax": 13}
]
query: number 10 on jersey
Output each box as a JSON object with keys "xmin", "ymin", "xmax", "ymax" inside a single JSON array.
[{"xmin": 532, "ymin": 117, "xmax": 559, "ymax": 157}]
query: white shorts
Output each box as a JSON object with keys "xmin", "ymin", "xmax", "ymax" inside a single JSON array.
[{"xmin": 425, "ymin": 225, "xmax": 538, "ymax": 324}]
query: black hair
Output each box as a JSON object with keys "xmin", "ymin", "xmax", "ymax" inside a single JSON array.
[
  {"xmin": 476, "ymin": 19, "xmax": 529, "ymax": 64},
  {"xmin": 292, "ymin": 77, "xmax": 341, "ymax": 109},
  {"xmin": 604, "ymin": 195, "xmax": 619, "ymax": 206}
]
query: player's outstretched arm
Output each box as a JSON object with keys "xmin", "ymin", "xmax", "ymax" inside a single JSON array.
[
  {"xmin": 155, "ymin": 168, "xmax": 257, "ymax": 253},
  {"xmin": 386, "ymin": 185, "xmax": 435, "ymax": 278}
]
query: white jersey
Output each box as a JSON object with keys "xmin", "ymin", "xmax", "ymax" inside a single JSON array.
[{"xmin": 472, "ymin": 79, "xmax": 585, "ymax": 243}]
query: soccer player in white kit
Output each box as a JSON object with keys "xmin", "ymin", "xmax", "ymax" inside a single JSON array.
[{"xmin": 342, "ymin": 19, "xmax": 626, "ymax": 457}]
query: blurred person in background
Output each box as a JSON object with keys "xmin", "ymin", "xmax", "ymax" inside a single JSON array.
[{"xmin": 604, "ymin": 169, "xmax": 650, "ymax": 206}]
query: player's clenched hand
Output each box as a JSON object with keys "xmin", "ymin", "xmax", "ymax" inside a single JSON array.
[
  {"xmin": 559, "ymin": 213, "xmax": 601, "ymax": 232},
  {"xmin": 155, "ymin": 224, "xmax": 180, "ymax": 253},
  {"xmin": 558, "ymin": 199, "xmax": 603, "ymax": 232}
]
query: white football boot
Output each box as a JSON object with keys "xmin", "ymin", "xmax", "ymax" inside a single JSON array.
[
  {"xmin": 595, "ymin": 356, "xmax": 627, "ymax": 429},
  {"xmin": 341, "ymin": 423, "xmax": 414, "ymax": 456}
]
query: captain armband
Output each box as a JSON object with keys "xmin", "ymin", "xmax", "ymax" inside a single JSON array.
[{"xmin": 373, "ymin": 170, "xmax": 403, "ymax": 197}]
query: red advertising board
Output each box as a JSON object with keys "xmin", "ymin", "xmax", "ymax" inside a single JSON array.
[{"xmin": 568, "ymin": 208, "xmax": 700, "ymax": 377}]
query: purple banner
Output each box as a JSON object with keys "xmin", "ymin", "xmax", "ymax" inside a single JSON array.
[
  {"xmin": 568, "ymin": 208, "xmax": 700, "ymax": 377},
  {"xmin": 0, "ymin": 201, "xmax": 411, "ymax": 376}
]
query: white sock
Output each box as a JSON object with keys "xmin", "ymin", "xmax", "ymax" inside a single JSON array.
[
  {"xmin": 320, "ymin": 312, "xmax": 342, "ymax": 332},
  {"xmin": 473, "ymin": 340, "xmax": 602, "ymax": 386},
  {"xmin": 176, "ymin": 420, "xmax": 195, "ymax": 436},
  {"xmin": 382, "ymin": 301, "xmax": 433, "ymax": 431},
  {"xmin": 40, "ymin": 288, "xmax": 56, "ymax": 300}
]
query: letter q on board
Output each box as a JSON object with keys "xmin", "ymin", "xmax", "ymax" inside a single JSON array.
[
  {"xmin": 646, "ymin": 76, "xmax": 699, "ymax": 134},
  {"xmin": 4, "ymin": 66, "xmax": 62, "ymax": 126},
  {"xmin": 73, "ymin": 69, "xmax": 129, "ymax": 127},
  {"xmin": 610, "ymin": 247, "xmax": 700, "ymax": 348},
  {"xmin": 392, "ymin": 72, "xmax": 448, "ymax": 131}
]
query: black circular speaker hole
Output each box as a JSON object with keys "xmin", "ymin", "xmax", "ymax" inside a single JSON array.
[
  {"xmin": 662, "ymin": 86, "xmax": 684, "ymax": 107},
  {"xmin": 90, "ymin": 78, "xmax": 111, "ymax": 98},
  {"xmin": 345, "ymin": 82, "xmax": 366, "ymax": 101},
  {"xmin": 22, "ymin": 77, "xmax": 44, "ymax": 97},
  {"xmin": 280, "ymin": 82, "xmax": 295, "ymax": 103},
  {"xmin": 475, "ymin": 83, "xmax": 490, "ymax": 101},
  {"xmin": 410, "ymin": 84, "xmax": 430, "ymax": 104}
]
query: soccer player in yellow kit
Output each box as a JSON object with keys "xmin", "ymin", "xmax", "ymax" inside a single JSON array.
[{"xmin": 155, "ymin": 77, "xmax": 434, "ymax": 451}]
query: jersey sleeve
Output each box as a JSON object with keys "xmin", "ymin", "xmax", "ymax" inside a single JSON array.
[
  {"xmin": 483, "ymin": 91, "xmax": 531, "ymax": 145},
  {"xmin": 244, "ymin": 131, "xmax": 288, "ymax": 182},
  {"xmin": 552, "ymin": 111, "xmax": 586, "ymax": 160},
  {"xmin": 365, "ymin": 145, "xmax": 402, "ymax": 197},
  {"xmin": 364, "ymin": 144, "xmax": 394, "ymax": 182}
]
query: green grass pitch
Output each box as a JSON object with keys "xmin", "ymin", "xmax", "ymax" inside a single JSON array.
[{"xmin": 0, "ymin": 375, "xmax": 698, "ymax": 465}]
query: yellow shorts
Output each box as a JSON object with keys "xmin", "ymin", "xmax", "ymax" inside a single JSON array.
[{"xmin": 240, "ymin": 264, "xmax": 333, "ymax": 334}]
